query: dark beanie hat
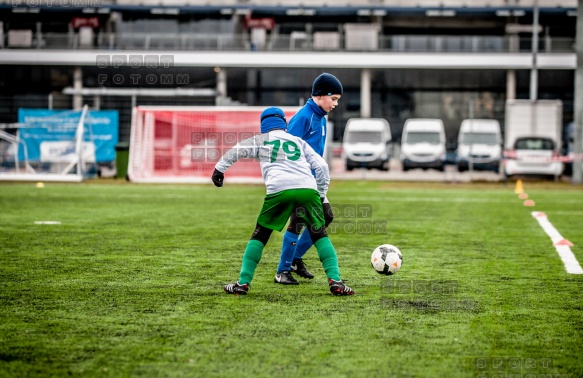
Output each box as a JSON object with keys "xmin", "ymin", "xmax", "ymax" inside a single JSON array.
[
  {"xmin": 260, "ymin": 107, "xmax": 287, "ymax": 133},
  {"xmin": 311, "ymin": 73, "xmax": 343, "ymax": 96}
]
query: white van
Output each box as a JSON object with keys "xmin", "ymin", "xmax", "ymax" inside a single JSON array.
[
  {"xmin": 400, "ymin": 118, "xmax": 446, "ymax": 172},
  {"xmin": 342, "ymin": 118, "xmax": 392, "ymax": 171},
  {"xmin": 456, "ymin": 119, "xmax": 502, "ymax": 173}
]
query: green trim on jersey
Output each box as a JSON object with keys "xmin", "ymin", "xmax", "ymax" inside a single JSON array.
[{"xmin": 257, "ymin": 189, "xmax": 324, "ymax": 232}]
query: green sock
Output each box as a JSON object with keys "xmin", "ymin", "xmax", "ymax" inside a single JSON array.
[
  {"xmin": 238, "ymin": 239, "xmax": 265, "ymax": 285},
  {"xmin": 314, "ymin": 237, "xmax": 341, "ymax": 281}
]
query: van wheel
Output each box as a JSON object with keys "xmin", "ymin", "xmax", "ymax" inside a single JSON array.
[{"xmin": 345, "ymin": 165, "xmax": 354, "ymax": 171}]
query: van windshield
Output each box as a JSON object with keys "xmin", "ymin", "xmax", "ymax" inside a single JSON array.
[
  {"xmin": 346, "ymin": 131, "xmax": 383, "ymax": 144},
  {"xmin": 461, "ymin": 132, "xmax": 498, "ymax": 145},
  {"xmin": 405, "ymin": 132, "xmax": 441, "ymax": 144}
]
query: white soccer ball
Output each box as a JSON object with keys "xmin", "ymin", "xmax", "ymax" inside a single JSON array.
[{"xmin": 371, "ymin": 244, "xmax": 403, "ymax": 275}]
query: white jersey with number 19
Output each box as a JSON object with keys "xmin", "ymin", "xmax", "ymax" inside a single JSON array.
[{"xmin": 214, "ymin": 129, "xmax": 329, "ymax": 198}]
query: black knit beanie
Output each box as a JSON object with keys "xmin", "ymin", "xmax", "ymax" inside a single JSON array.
[{"xmin": 311, "ymin": 73, "xmax": 343, "ymax": 96}]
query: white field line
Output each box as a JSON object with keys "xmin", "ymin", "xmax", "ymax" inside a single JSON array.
[{"xmin": 531, "ymin": 212, "xmax": 583, "ymax": 275}]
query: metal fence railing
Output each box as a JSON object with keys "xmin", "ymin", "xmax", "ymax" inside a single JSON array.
[
  {"xmin": 0, "ymin": 31, "xmax": 576, "ymax": 53},
  {"xmin": 0, "ymin": 94, "xmax": 217, "ymax": 143}
]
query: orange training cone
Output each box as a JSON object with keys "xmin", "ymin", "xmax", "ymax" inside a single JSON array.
[
  {"xmin": 555, "ymin": 239, "xmax": 574, "ymax": 247},
  {"xmin": 523, "ymin": 199, "xmax": 535, "ymax": 207},
  {"xmin": 514, "ymin": 179, "xmax": 524, "ymax": 194},
  {"xmin": 518, "ymin": 193, "xmax": 528, "ymax": 199}
]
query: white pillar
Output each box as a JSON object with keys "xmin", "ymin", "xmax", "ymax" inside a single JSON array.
[
  {"xmin": 360, "ymin": 68, "xmax": 371, "ymax": 118},
  {"xmin": 530, "ymin": 0, "xmax": 539, "ymax": 101},
  {"xmin": 506, "ymin": 70, "xmax": 516, "ymax": 100},
  {"xmin": 572, "ymin": 0, "xmax": 583, "ymax": 184},
  {"xmin": 215, "ymin": 67, "xmax": 227, "ymax": 98},
  {"xmin": 73, "ymin": 66, "xmax": 83, "ymax": 110}
]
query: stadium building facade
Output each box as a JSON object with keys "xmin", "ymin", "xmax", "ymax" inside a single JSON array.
[{"xmin": 0, "ymin": 0, "xmax": 578, "ymax": 150}]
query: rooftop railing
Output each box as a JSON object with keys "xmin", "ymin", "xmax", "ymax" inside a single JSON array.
[{"xmin": 0, "ymin": 31, "xmax": 576, "ymax": 53}]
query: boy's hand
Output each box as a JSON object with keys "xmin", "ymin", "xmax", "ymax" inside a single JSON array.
[{"xmin": 211, "ymin": 169, "xmax": 224, "ymax": 187}]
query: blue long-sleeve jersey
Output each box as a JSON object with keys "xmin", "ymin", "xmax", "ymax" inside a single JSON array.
[{"xmin": 287, "ymin": 98, "xmax": 328, "ymax": 157}]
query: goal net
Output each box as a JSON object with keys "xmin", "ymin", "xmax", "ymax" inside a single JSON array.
[
  {"xmin": 128, "ymin": 106, "xmax": 299, "ymax": 184},
  {"xmin": 0, "ymin": 105, "xmax": 90, "ymax": 182}
]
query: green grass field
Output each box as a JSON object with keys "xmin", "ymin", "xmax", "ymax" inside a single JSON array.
[{"xmin": 1, "ymin": 180, "xmax": 582, "ymax": 378}]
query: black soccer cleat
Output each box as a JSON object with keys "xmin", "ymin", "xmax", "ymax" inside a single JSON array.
[
  {"xmin": 224, "ymin": 281, "xmax": 249, "ymax": 295},
  {"xmin": 328, "ymin": 279, "xmax": 355, "ymax": 296},
  {"xmin": 291, "ymin": 258, "xmax": 314, "ymax": 279},
  {"xmin": 274, "ymin": 271, "xmax": 299, "ymax": 285}
]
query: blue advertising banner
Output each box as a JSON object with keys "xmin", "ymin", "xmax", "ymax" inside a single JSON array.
[{"xmin": 17, "ymin": 109, "xmax": 118, "ymax": 163}]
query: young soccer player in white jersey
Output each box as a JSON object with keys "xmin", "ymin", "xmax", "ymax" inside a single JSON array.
[{"xmin": 211, "ymin": 107, "xmax": 354, "ymax": 296}]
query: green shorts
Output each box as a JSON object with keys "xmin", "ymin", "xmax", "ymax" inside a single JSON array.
[{"xmin": 257, "ymin": 189, "xmax": 324, "ymax": 232}]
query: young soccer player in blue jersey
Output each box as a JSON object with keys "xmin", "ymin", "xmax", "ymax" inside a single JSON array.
[
  {"xmin": 273, "ymin": 73, "xmax": 343, "ymax": 285},
  {"xmin": 211, "ymin": 107, "xmax": 353, "ymax": 296}
]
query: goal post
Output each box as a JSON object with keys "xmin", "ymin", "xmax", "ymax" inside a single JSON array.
[
  {"xmin": 0, "ymin": 105, "xmax": 90, "ymax": 182},
  {"xmin": 128, "ymin": 106, "xmax": 299, "ymax": 184},
  {"xmin": 0, "ymin": 105, "xmax": 118, "ymax": 182}
]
